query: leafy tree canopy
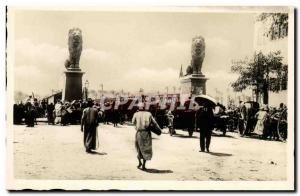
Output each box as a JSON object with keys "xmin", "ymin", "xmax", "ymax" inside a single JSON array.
[
  {"xmin": 231, "ymin": 51, "xmax": 287, "ymax": 94},
  {"xmin": 257, "ymin": 13, "xmax": 288, "ymax": 40}
]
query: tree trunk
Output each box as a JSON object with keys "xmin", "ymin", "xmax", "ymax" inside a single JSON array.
[
  {"xmin": 263, "ymin": 86, "xmax": 269, "ymax": 105},
  {"xmin": 255, "ymin": 92, "xmax": 259, "ymax": 103}
]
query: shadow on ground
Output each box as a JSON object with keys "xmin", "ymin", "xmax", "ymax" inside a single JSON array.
[
  {"xmin": 212, "ymin": 132, "xmax": 237, "ymax": 139},
  {"xmin": 208, "ymin": 152, "xmax": 232, "ymax": 157},
  {"xmin": 142, "ymin": 168, "xmax": 173, "ymax": 174},
  {"xmin": 172, "ymin": 133, "xmax": 198, "ymax": 139},
  {"xmin": 89, "ymin": 151, "xmax": 107, "ymax": 155}
]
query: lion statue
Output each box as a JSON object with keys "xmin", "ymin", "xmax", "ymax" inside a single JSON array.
[
  {"xmin": 191, "ymin": 36, "xmax": 205, "ymax": 75},
  {"xmin": 65, "ymin": 28, "xmax": 83, "ymax": 69}
]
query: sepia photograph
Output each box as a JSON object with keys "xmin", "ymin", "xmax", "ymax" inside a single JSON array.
[{"xmin": 6, "ymin": 6, "xmax": 294, "ymax": 191}]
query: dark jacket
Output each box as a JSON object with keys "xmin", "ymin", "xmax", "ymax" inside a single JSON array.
[{"xmin": 196, "ymin": 107, "xmax": 214, "ymax": 131}]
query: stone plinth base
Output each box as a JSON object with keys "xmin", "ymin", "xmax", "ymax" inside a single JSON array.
[
  {"xmin": 62, "ymin": 68, "xmax": 85, "ymax": 101},
  {"xmin": 180, "ymin": 74, "xmax": 208, "ymax": 97}
]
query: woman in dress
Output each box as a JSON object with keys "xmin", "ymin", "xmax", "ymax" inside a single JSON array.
[{"xmin": 253, "ymin": 105, "xmax": 269, "ymax": 138}]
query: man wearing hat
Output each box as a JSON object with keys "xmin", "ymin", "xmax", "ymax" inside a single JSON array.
[{"xmin": 81, "ymin": 98, "xmax": 99, "ymax": 153}]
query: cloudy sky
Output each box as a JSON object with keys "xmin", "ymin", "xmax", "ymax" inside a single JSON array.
[{"xmin": 11, "ymin": 9, "xmax": 255, "ymax": 97}]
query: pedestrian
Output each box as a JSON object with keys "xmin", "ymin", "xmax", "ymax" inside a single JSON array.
[
  {"xmin": 61, "ymin": 102, "xmax": 69, "ymax": 126},
  {"xmin": 166, "ymin": 109, "xmax": 175, "ymax": 135},
  {"xmin": 54, "ymin": 100, "xmax": 63, "ymax": 124},
  {"xmin": 46, "ymin": 103, "xmax": 55, "ymax": 125},
  {"xmin": 24, "ymin": 101, "xmax": 36, "ymax": 127},
  {"xmin": 195, "ymin": 103, "xmax": 214, "ymax": 152},
  {"xmin": 13, "ymin": 103, "xmax": 20, "ymax": 124},
  {"xmin": 112, "ymin": 108, "xmax": 119, "ymax": 127},
  {"xmin": 253, "ymin": 105, "xmax": 269, "ymax": 139},
  {"xmin": 81, "ymin": 98, "xmax": 99, "ymax": 153},
  {"xmin": 33, "ymin": 98, "xmax": 39, "ymax": 125},
  {"xmin": 132, "ymin": 102, "xmax": 161, "ymax": 170},
  {"xmin": 238, "ymin": 101, "xmax": 247, "ymax": 136}
]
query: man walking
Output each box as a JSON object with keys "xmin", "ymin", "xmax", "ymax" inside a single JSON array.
[
  {"xmin": 81, "ymin": 98, "xmax": 99, "ymax": 153},
  {"xmin": 132, "ymin": 102, "xmax": 161, "ymax": 170},
  {"xmin": 196, "ymin": 103, "xmax": 214, "ymax": 152}
]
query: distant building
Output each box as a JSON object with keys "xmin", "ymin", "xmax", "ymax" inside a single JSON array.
[{"xmin": 44, "ymin": 91, "xmax": 62, "ymax": 104}]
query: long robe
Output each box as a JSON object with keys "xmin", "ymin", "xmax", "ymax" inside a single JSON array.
[
  {"xmin": 253, "ymin": 110, "xmax": 268, "ymax": 135},
  {"xmin": 132, "ymin": 111, "xmax": 161, "ymax": 160},
  {"xmin": 81, "ymin": 107, "xmax": 99, "ymax": 150}
]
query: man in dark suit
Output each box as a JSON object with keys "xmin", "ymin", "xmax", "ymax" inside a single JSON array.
[{"xmin": 196, "ymin": 103, "xmax": 215, "ymax": 152}]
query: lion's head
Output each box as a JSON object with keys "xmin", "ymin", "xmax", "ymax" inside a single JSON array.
[
  {"xmin": 191, "ymin": 36, "xmax": 205, "ymax": 59},
  {"xmin": 68, "ymin": 28, "xmax": 82, "ymax": 47}
]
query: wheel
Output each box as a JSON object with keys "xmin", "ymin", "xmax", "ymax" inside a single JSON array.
[{"xmin": 277, "ymin": 110, "xmax": 287, "ymax": 141}]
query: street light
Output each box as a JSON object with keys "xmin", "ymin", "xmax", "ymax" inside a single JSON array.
[
  {"xmin": 85, "ymin": 80, "xmax": 89, "ymax": 88},
  {"xmin": 99, "ymin": 83, "xmax": 104, "ymax": 98},
  {"xmin": 84, "ymin": 80, "xmax": 89, "ymax": 100}
]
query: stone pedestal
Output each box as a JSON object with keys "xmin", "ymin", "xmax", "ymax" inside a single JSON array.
[
  {"xmin": 180, "ymin": 74, "xmax": 208, "ymax": 98},
  {"xmin": 62, "ymin": 68, "xmax": 85, "ymax": 101}
]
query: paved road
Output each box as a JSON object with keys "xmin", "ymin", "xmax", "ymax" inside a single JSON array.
[{"xmin": 13, "ymin": 123, "xmax": 287, "ymax": 180}]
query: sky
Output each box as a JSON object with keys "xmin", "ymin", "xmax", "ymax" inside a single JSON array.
[{"xmin": 11, "ymin": 9, "xmax": 255, "ymax": 98}]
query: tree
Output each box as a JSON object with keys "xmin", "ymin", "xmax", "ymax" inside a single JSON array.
[
  {"xmin": 257, "ymin": 13, "xmax": 288, "ymax": 40},
  {"xmin": 231, "ymin": 51, "xmax": 287, "ymax": 104}
]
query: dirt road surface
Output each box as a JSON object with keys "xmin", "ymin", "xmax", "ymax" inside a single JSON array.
[{"xmin": 13, "ymin": 123, "xmax": 287, "ymax": 181}]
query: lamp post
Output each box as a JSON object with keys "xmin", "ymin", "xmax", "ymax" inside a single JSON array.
[
  {"xmin": 100, "ymin": 83, "xmax": 104, "ymax": 98},
  {"xmin": 84, "ymin": 80, "xmax": 89, "ymax": 100}
]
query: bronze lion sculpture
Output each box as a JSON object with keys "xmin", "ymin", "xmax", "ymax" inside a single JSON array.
[
  {"xmin": 65, "ymin": 28, "xmax": 83, "ymax": 69},
  {"xmin": 191, "ymin": 36, "xmax": 205, "ymax": 75}
]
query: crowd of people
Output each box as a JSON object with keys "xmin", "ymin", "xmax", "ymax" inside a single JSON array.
[
  {"xmin": 236, "ymin": 101, "xmax": 287, "ymax": 140},
  {"xmin": 13, "ymin": 95, "xmax": 288, "ymax": 171},
  {"xmin": 13, "ymin": 96, "xmax": 287, "ymax": 142},
  {"xmin": 13, "ymin": 97, "xmax": 126, "ymax": 127}
]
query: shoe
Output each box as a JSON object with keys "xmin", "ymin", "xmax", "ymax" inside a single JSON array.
[
  {"xmin": 141, "ymin": 166, "xmax": 146, "ymax": 171},
  {"xmin": 137, "ymin": 162, "xmax": 142, "ymax": 169},
  {"xmin": 206, "ymin": 148, "xmax": 210, "ymax": 153},
  {"xmin": 86, "ymin": 149, "xmax": 92, "ymax": 153}
]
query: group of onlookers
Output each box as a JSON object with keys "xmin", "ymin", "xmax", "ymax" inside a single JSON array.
[
  {"xmin": 13, "ymin": 96, "xmax": 287, "ymax": 143},
  {"xmin": 13, "ymin": 96, "xmax": 46, "ymax": 127},
  {"xmin": 237, "ymin": 101, "xmax": 287, "ymax": 140},
  {"xmin": 13, "ymin": 97, "xmax": 126, "ymax": 128}
]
